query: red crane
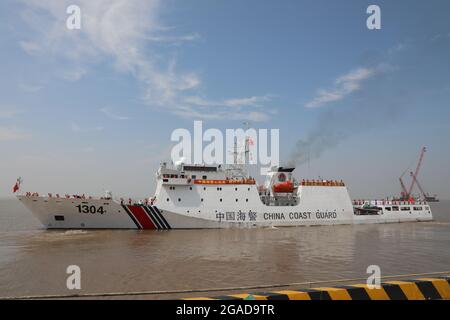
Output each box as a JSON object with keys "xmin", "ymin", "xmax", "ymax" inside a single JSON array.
[
  {"xmin": 410, "ymin": 171, "xmax": 427, "ymax": 199},
  {"xmin": 399, "ymin": 175, "xmax": 408, "ymax": 198},
  {"xmin": 407, "ymin": 147, "xmax": 426, "ymax": 196},
  {"xmin": 399, "ymin": 147, "xmax": 426, "ymax": 200}
]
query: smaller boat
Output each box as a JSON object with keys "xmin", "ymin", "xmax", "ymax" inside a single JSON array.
[{"xmin": 272, "ymin": 181, "xmax": 294, "ymax": 193}]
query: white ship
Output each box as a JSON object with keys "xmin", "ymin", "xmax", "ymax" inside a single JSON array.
[{"xmin": 17, "ymin": 160, "xmax": 433, "ymax": 229}]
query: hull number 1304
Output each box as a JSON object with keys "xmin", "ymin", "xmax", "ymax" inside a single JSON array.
[{"xmin": 76, "ymin": 205, "xmax": 105, "ymax": 214}]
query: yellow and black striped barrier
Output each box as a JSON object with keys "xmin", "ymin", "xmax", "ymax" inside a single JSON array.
[{"xmin": 184, "ymin": 276, "xmax": 450, "ymax": 300}]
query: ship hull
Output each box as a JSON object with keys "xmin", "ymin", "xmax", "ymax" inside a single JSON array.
[{"xmin": 17, "ymin": 195, "xmax": 433, "ymax": 230}]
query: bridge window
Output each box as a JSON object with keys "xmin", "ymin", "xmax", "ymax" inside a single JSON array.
[
  {"xmin": 401, "ymin": 207, "xmax": 410, "ymax": 211},
  {"xmin": 202, "ymin": 175, "xmax": 207, "ymax": 179},
  {"xmin": 384, "ymin": 207, "xmax": 391, "ymax": 211},
  {"xmin": 392, "ymin": 206, "xmax": 399, "ymax": 211}
]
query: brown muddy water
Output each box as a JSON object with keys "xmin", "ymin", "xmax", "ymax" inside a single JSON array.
[{"xmin": 0, "ymin": 198, "xmax": 449, "ymax": 299}]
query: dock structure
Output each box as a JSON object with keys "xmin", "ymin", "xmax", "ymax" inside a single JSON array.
[{"xmin": 183, "ymin": 276, "xmax": 450, "ymax": 300}]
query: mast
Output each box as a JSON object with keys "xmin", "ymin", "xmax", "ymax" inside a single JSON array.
[
  {"xmin": 243, "ymin": 121, "xmax": 250, "ymax": 165},
  {"xmin": 233, "ymin": 139, "xmax": 238, "ymax": 165}
]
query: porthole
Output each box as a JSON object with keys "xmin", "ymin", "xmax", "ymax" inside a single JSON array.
[
  {"xmin": 246, "ymin": 199, "xmax": 248, "ymax": 202},
  {"xmin": 235, "ymin": 187, "xmax": 238, "ymax": 191},
  {"xmin": 178, "ymin": 198, "xmax": 181, "ymax": 202},
  {"xmin": 220, "ymin": 199, "xmax": 222, "ymax": 202},
  {"xmin": 201, "ymin": 198, "xmax": 204, "ymax": 202},
  {"xmin": 166, "ymin": 198, "xmax": 169, "ymax": 202},
  {"xmin": 189, "ymin": 187, "xmax": 192, "ymax": 190},
  {"xmin": 235, "ymin": 199, "xmax": 238, "ymax": 202}
]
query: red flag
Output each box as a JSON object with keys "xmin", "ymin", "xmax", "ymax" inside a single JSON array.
[{"xmin": 12, "ymin": 177, "xmax": 22, "ymax": 193}]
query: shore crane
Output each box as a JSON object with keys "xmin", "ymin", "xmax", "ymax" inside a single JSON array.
[
  {"xmin": 399, "ymin": 147, "xmax": 439, "ymax": 202},
  {"xmin": 399, "ymin": 147, "xmax": 425, "ymax": 199}
]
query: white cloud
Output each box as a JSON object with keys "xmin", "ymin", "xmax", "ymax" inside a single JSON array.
[
  {"xmin": 100, "ymin": 107, "xmax": 130, "ymax": 120},
  {"xmin": 19, "ymin": 83, "xmax": 44, "ymax": 93},
  {"xmin": 173, "ymin": 105, "xmax": 270, "ymax": 122},
  {"xmin": 71, "ymin": 123, "xmax": 104, "ymax": 133},
  {"xmin": 18, "ymin": 0, "xmax": 275, "ymax": 121},
  {"xmin": 61, "ymin": 68, "xmax": 87, "ymax": 81},
  {"xmin": 19, "ymin": 0, "xmax": 195, "ymax": 93},
  {"xmin": 18, "ymin": 40, "xmax": 42, "ymax": 55},
  {"xmin": 224, "ymin": 96, "xmax": 269, "ymax": 107},
  {"xmin": 387, "ymin": 43, "xmax": 406, "ymax": 55},
  {"xmin": 184, "ymin": 95, "xmax": 271, "ymax": 108},
  {"xmin": 180, "ymin": 95, "xmax": 274, "ymax": 121},
  {"xmin": 0, "ymin": 127, "xmax": 30, "ymax": 141},
  {"xmin": 0, "ymin": 108, "xmax": 24, "ymax": 119},
  {"xmin": 145, "ymin": 33, "xmax": 201, "ymax": 43},
  {"xmin": 305, "ymin": 67, "xmax": 376, "ymax": 108}
]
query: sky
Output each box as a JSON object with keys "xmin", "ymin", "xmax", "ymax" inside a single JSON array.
[{"xmin": 0, "ymin": 0, "xmax": 450, "ymax": 199}]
